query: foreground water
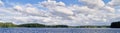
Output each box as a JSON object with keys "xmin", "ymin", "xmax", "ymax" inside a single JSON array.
[{"xmin": 0, "ymin": 28, "xmax": 120, "ymax": 33}]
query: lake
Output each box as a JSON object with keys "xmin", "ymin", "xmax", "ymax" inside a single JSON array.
[{"xmin": 0, "ymin": 28, "xmax": 120, "ymax": 33}]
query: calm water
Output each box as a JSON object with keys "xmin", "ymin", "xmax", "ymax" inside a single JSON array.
[{"xmin": 0, "ymin": 28, "xmax": 120, "ymax": 33}]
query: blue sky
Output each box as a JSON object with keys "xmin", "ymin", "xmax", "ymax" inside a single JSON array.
[
  {"xmin": 0, "ymin": 0, "xmax": 120, "ymax": 26},
  {"xmin": 103, "ymin": 0, "xmax": 111, "ymax": 3},
  {"xmin": 1, "ymin": 0, "xmax": 79, "ymax": 6},
  {"xmin": 2, "ymin": 0, "xmax": 111, "ymax": 5},
  {"xmin": 1, "ymin": 0, "xmax": 112, "ymax": 8}
]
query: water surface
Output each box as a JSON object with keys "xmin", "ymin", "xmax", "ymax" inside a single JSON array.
[{"xmin": 0, "ymin": 28, "xmax": 120, "ymax": 33}]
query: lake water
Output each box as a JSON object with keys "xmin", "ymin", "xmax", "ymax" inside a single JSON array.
[{"xmin": 0, "ymin": 28, "xmax": 120, "ymax": 33}]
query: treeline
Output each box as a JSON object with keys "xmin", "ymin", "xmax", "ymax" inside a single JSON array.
[
  {"xmin": 71, "ymin": 26, "xmax": 110, "ymax": 28},
  {"xmin": 0, "ymin": 22, "xmax": 68, "ymax": 28},
  {"xmin": 17, "ymin": 23, "xmax": 68, "ymax": 28},
  {"xmin": 0, "ymin": 23, "xmax": 16, "ymax": 28},
  {"xmin": 110, "ymin": 21, "xmax": 120, "ymax": 28},
  {"xmin": 0, "ymin": 22, "xmax": 110, "ymax": 28}
]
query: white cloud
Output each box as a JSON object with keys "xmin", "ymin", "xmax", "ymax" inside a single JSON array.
[
  {"xmin": 52, "ymin": 6, "xmax": 74, "ymax": 15},
  {"xmin": 108, "ymin": 0, "xmax": 120, "ymax": 7},
  {"xmin": 14, "ymin": 5, "xmax": 23, "ymax": 11},
  {"xmin": 0, "ymin": 0, "xmax": 4, "ymax": 6},
  {"xmin": 100, "ymin": 6, "xmax": 115, "ymax": 13},
  {"xmin": 40, "ymin": 0, "xmax": 73, "ymax": 15},
  {"xmin": 13, "ymin": 4, "xmax": 45, "ymax": 16},
  {"xmin": 0, "ymin": 0, "xmax": 120, "ymax": 26},
  {"xmin": 40, "ymin": 0, "xmax": 65, "ymax": 8},
  {"xmin": 68, "ymin": 4, "xmax": 117, "ymax": 25},
  {"xmin": 0, "ymin": 7, "xmax": 23, "ymax": 16},
  {"xmin": 78, "ymin": 0, "xmax": 115, "ymax": 13},
  {"xmin": 79, "ymin": 0, "xmax": 105, "ymax": 8}
]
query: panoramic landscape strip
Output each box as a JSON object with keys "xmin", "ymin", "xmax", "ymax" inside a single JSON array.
[
  {"xmin": 0, "ymin": 22, "xmax": 109, "ymax": 28},
  {"xmin": 1, "ymin": 21, "xmax": 120, "ymax": 28}
]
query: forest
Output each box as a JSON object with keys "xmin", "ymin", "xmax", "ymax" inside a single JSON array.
[{"xmin": 0, "ymin": 22, "xmax": 109, "ymax": 28}]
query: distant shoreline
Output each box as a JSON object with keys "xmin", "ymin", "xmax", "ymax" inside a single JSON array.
[{"xmin": 0, "ymin": 22, "xmax": 110, "ymax": 28}]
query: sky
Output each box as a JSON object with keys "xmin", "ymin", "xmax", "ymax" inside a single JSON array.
[{"xmin": 0, "ymin": 0, "xmax": 120, "ymax": 26}]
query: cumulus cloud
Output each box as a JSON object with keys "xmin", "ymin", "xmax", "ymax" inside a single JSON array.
[
  {"xmin": 40, "ymin": 0, "xmax": 73, "ymax": 15},
  {"xmin": 13, "ymin": 4, "xmax": 48, "ymax": 16},
  {"xmin": 0, "ymin": 0, "xmax": 119, "ymax": 26},
  {"xmin": 78, "ymin": 0, "xmax": 115, "ymax": 13},
  {"xmin": 79, "ymin": 0, "xmax": 105, "ymax": 8},
  {"xmin": 100, "ymin": 6, "xmax": 115, "ymax": 13},
  {"xmin": 14, "ymin": 5, "xmax": 23, "ymax": 11},
  {"xmin": 108, "ymin": 0, "xmax": 120, "ymax": 7}
]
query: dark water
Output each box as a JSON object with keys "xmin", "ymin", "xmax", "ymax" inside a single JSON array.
[{"xmin": 0, "ymin": 28, "xmax": 120, "ymax": 33}]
